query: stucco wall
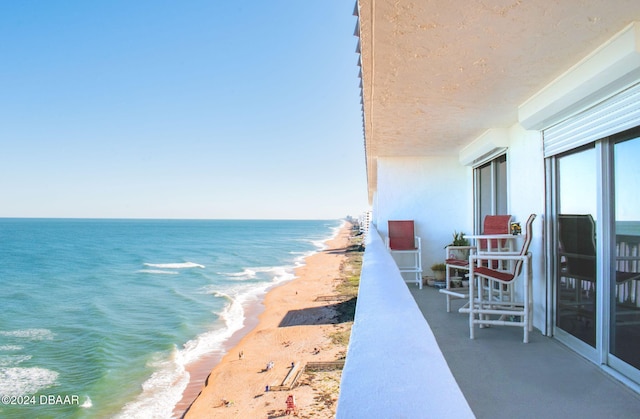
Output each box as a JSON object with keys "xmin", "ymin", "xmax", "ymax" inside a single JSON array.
[
  {"xmin": 373, "ymin": 156, "xmax": 472, "ymax": 274},
  {"xmin": 506, "ymin": 124, "xmax": 547, "ymax": 332},
  {"xmin": 371, "ymin": 130, "xmax": 548, "ymax": 332}
]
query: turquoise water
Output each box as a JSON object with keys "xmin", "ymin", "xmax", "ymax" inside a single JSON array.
[{"xmin": 0, "ymin": 219, "xmax": 341, "ymax": 418}]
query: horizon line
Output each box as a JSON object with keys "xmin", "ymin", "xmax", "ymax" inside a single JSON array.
[{"xmin": 0, "ymin": 216, "xmax": 357, "ymax": 222}]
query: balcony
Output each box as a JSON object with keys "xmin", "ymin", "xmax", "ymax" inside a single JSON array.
[
  {"xmin": 409, "ymin": 286, "xmax": 640, "ymax": 418},
  {"xmin": 337, "ymin": 226, "xmax": 640, "ymax": 418}
]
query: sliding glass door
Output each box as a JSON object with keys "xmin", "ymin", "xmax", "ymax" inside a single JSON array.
[
  {"xmin": 551, "ymin": 127, "xmax": 640, "ymax": 382},
  {"xmin": 545, "ymin": 82, "xmax": 640, "ymax": 384},
  {"xmin": 611, "ymin": 131, "xmax": 640, "ymax": 372},
  {"xmin": 555, "ymin": 145, "xmax": 597, "ymax": 347}
]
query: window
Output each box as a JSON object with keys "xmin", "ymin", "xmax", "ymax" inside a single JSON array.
[{"xmin": 474, "ymin": 154, "xmax": 507, "ymax": 230}]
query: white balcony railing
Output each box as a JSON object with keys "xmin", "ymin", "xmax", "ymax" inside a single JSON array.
[{"xmin": 336, "ymin": 223, "xmax": 473, "ymax": 418}]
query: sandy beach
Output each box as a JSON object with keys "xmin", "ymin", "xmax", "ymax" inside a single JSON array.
[{"xmin": 178, "ymin": 221, "xmax": 360, "ymax": 418}]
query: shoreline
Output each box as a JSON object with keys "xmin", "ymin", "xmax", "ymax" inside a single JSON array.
[
  {"xmin": 177, "ymin": 221, "xmax": 356, "ymax": 418},
  {"xmin": 172, "ymin": 293, "xmax": 265, "ymax": 415}
]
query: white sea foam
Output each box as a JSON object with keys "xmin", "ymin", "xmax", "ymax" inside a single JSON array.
[
  {"xmin": 306, "ymin": 220, "xmax": 344, "ymax": 252},
  {"xmin": 114, "ymin": 352, "xmax": 189, "ymax": 419},
  {"xmin": 224, "ymin": 268, "xmax": 296, "ymax": 318},
  {"xmin": 223, "ymin": 267, "xmax": 258, "ymax": 279},
  {"xmin": 118, "ymin": 222, "xmax": 342, "ymax": 417},
  {"xmin": 116, "ymin": 292, "xmax": 247, "ymax": 419},
  {"xmin": 143, "ymin": 262, "xmax": 205, "ymax": 269},
  {"xmin": 178, "ymin": 293, "xmax": 246, "ymax": 365},
  {"xmin": 137, "ymin": 269, "xmax": 179, "ymax": 275},
  {"xmin": 271, "ymin": 267, "xmax": 296, "ymax": 285},
  {"xmin": 291, "ymin": 250, "xmax": 315, "ymax": 267},
  {"xmin": 120, "ymin": 257, "xmax": 325, "ymax": 417},
  {"xmin": 311, "ymin": 238, "xmax": 328, "ymax": 250},
  {"xmin": 332, "ymin": 220, "xmax": 346, "ymax": 238},
  {"xmin": 0, "ymin": 328, "xmax": 58, "ymax": 398},
  {"xmin": 0, "ymin": 354, "xmax": 32, "ymax": 367},
  {"xmin": 0, "ymin": 367, "xmax": 59, "ymax": 398},
  {"xmin": 81, "ymin": 396, "xmax": 93, "ymax": 409},
  {"xmin": 0, "ymin": 329, "xmax": 54, "ymax": 340},
  {"xmin": 222, "ymin": 265, "xmax": 295, "ymax": 282}
]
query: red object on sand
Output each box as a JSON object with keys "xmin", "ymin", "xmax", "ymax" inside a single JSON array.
[{"xmin": 285, "ymin": 394, "xmax": 297, "ymax": 415}]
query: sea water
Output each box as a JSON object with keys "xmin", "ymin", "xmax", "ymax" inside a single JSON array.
[{"xmin": 0, "ymin": 218, "xmax": 342, "ymax": 418}]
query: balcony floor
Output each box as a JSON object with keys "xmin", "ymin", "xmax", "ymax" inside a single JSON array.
[{"xmin": 409, "ymin": 285, "xmax": 640, "ymax": 419}]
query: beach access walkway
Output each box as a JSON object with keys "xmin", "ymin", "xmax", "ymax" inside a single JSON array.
[{"xmin": 410, "ymin": 285, "xmax": 640, "ymax": 418}]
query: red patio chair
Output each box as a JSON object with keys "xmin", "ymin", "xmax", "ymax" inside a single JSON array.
[
  {"xmin": 467, "ymin": 214, "xmax": 536, "ymax": 343},
  {"xmin": 387, "ymin": 220, "xmax": 423, "ymax": 289},
  {"xmin": 441, "ymin": 215, "xmax": 512, "ymax": 312}
]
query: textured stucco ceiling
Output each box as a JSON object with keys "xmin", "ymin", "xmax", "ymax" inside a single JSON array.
[{"xmin": 356, "ymin": 0, "xmax": 640, "ymax": 200}]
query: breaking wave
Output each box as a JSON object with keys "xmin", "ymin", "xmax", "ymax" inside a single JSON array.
[{"xmin": 144, "ymin": 262, "xmax": 205, "ymax": 269}]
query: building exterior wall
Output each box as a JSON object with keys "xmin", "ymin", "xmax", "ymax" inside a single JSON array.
[
  {"xmin": 371, "ymin": 131, "xmax": 548, "ymax": 331},
  {"xmin": 373, "ymin": 155, "xmax": 472, "ymax": 274},
  {"xmin": 370, "ymin": 88, "xmax": 640, "ymax": 337},
  {"xmin": 359, "ymin": 21, "xmax": 640, "ymax": 394},
  {"xmin": 505, "ymin": 124, "xmax": 547, "ymax": 331}
]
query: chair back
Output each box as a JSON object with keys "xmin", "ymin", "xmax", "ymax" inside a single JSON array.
[
  {"xmin": 511, "ymin": 214, "xmax": 536, "ymax": 277},
  {"xmin": 477, "ymin": 215, "xmax": 512, "ymax": 268},
  {"xmin": 388, "ymin": 220, "xmax": 416, "ymax": 250},
  {"xmin": 479, "ymin": 215, "xmax": 512, "ymax": 250},
  {"xmin": 557, "ymin": 214, "xmax": 596, "ymax": 281}
]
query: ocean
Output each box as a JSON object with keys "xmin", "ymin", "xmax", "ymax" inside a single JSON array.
[{"xmin": 0, "ymin": 218, "xmax": 342, "ymax": 419}]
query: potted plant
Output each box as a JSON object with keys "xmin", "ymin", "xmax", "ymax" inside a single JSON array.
[
  {"xmin": 430, "ymin": 263, "xmax": 446, "ymax": 281},
  {"xmin": 450, "ymin": 231, "xmax": 470, "ymax": 246},
  {"xmin": 446, "ymin": 231, "xmax": 470, "ymax": 261}
]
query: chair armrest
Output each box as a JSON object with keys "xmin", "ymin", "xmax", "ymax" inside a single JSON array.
[
  {"xmin": 477, "ymin": 250, "xmax": 520, "ymax": 256},
  {"xmin": 470, "ymin": 252, "xmax": 531, "ymax": 262}
]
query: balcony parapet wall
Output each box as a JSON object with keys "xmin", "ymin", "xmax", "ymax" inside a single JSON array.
[{"xmin": 336, "ymin": 223, "xmax": 474, "ymax": 418}]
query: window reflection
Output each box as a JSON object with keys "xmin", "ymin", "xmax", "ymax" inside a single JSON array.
[
  {"xmin": 476, "ymin": 155, "xmax": 507, "ymax": 228},
  {"xmin": 612, "ymin": 135, "xmax": 640, "ymax": 369},
  {"xmin": 556, "ymin": 146, "xmax": 597, "ymax": 347}
]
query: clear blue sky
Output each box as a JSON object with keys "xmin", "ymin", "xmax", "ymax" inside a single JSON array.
[{"xmin": 0, "ymin": 1, "xmax": 367, "ymax": 219}]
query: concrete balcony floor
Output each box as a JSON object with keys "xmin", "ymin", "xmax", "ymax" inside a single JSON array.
[{"xmin": 409, "ymin": 285, "xmax": 640, "ymax": 419}]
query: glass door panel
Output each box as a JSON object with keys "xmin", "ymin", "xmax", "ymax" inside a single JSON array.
[
  {"xmin": 556, "ymin": 146, "xmax": 597, "ymax": 347},
  {"xmin": 476, "ymin": 154, "xmax": 507, "ymax": 228},
  {"xmin": 477, "ymin": 163, "xmax": 493, "ymax": 224},
  {"xmin": 612, "ymin": 135, "xmax": 640, "ymax": 369},
  {"xmin": 496, "ymin": 155, "xmax": 507, "ymax": 215}
]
